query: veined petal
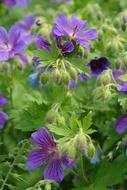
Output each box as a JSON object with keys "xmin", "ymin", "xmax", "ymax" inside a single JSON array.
[
  {"xmin": 27, "ymin": 149, "xmax": 49, "ymax": 169},
  {"xmin": 44, "ymin": 159, "xmax": 64, "ymax": 182},
  {"xmin": 76, "ymin": 29, "xmax": 98, "ymax": 41},
  {"xmin": 31, "ymin": 128, "xmax": 55, "ymax": 148},
  {"xmin": 69, "ymin": 16, "xmax": 87, "ymax": 30}
]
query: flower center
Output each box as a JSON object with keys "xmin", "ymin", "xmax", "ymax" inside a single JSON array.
[
  {"xmin": 1, "ymin": 42, "xmax": 12, "ymax": 52},
  {"xmin": 72, "ymin": 25, "xmax": 78, "ymax": 37}
]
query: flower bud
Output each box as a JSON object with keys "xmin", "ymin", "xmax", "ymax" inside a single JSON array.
[
  {"xmin": 53, "ymin": 69, "xmax": 61, "ymax": 85},
  {"xmin": 62, "ymin": 71, "xmax": 70, "ymax": 85},
  {"xmin": 68, "ymin": 144, "xmax": 76, "ymax": 159},
  {"xmin": 97, "ymin": 70, "xmax": 111, "ymax": 85},
  {"xmin": 45, "ymin": 183, "xmax": 51, "ymax": 190},
  {"xmin": 77, "ymin": 132, "xmax": 87, "ymax": 152},
  {"xmin": 45, "ymin": 110, "xmax": 58, "ymax": 124},
  {"xmin": 87, "ymin": 143, "xmax": 96, "ymax": 158},
  {"xmin": 69, "ymin": 66, "xmax": 77, "ymax": 80},
  {"xmin": 40, "ymin": 72, "xmax": 49, "ymax": 84}
]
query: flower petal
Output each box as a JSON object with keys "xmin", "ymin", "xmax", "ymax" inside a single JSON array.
[
  {"xmin": 0, "ymin": 112, "xmax": 8, "ymax": 129},
  {"xmin": 62, "ymin": 41, "xmax": 74, "ymax": 55},
  {"xmin": 44, "ymin": 159, "xmax": 64, "ymax": 182},
  {"xmin": 115, "ymin": 114, "xmax": 127, "ymax": 134},
  {"xmin": 31, "ymin": 128, "xmax": 55, "ymax": 148},
  {"xmin": 27, "ymin": 149, "xmax": 49, "ymax": 169},
  {"xmin": 61, "ymin": 155, "xmax": 76, "ymax": 168},
  {"xmin": 0, "ymin": 95, "xmax": 8, "ymax": 108},
  {"xmin": 0, "ymin": 27, "xmax": 8, "ymax": 43}
]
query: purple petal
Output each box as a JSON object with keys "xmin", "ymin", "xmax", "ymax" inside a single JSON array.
[
  {"xmin": 69, "ymin": 80, "xmax": 76, "ymax": 88},
  {"xmin": 5, "ymin": 0, "xmax": 16, "ymax": 8},
  {"xmin": 0, "ymin": 27, "xmax": 8, "ymax": 43},
  {"xmin": 31, "ymin": 128, "xmax": 55, "ymax": 148},
  {"xmin": 70, "ymin": 16, "xmax": 87, "ymax": 30},
  {"xmin": 87, "ymin": 56, "xmax": 110, "ymax": 77},
  {"xmin": 44, "ymin": 159, "xmax": 64, "ymax": 182},
  {"xmin": 61, "ymin": 155, "xmax": 76, "ymax": 168},
  {"xmin": 36, "ymin": 36, "xmax": 51, "ymax": 52},
  {"xmin": 0, "ymin": 95, "xmax": 8, "ymax": 108},
  {"xmin": 117, "ymin": 82, "xmax": 127, "ymax": 94},
  {"xmin": 113, "ymin": 70, "xmax": 126, "ymax": 80},
  {"xmin": 24, "ymin": 15, "xmax": 35, "ymax": 29},
  {"xmin": 62, "ymin": 41, "xmax": 74, "ymax": 55},
  {"xmin": 27, "ymin": 149, "xmax": 49, "ymax": 169},
  {"xmin": 54, "ymin": 14, "xmax": 72, "ymax": 36},
  {"xmin": 0, "ymin": 112, "xmax": 8, "ymax": 129},
  {"xmin": 114, "ymin": 114, "xmax": 127, "ymax": 134}
]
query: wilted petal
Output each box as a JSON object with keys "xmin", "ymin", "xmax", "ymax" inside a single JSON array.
[
  {"xmin": 44, "ymin": 159, "xmax": 64, "ymax": 182},
  {"xmin": 27, "ymin": 149, "xmax": 48, "ymax": 169},
  {"xmin": 31, "ymin": 128, "xmax": 55, "ymax": 148}
]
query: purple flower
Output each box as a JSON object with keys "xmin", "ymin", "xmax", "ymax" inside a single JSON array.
[
  {"xmin": 87, "ymin": 56, "xmax": 110, "ymax": 77},
  {"xmin": 115, "ymin": 114, "xmax": 127, "ymax": 134},
  {"xmin": 26, "ymin": 128, "xmax": 76, "ymax": 182},
  {"xmin": 0, "ymin": 111, "xmax": 8, "ymax": 129},
  {"xmin": 0, "ymin": 95, "xmax": 7, "ymax": 108},
  {"xmin": 0, "ymin": 25, "xmax": 26, "ymax": 61},
  {"xmin": 117, "ymin": 82, "xmax": 127, "ymax": 94},
  {"xmin": 15, "ymin": 15, "xmax": 35, "ymax": 45},
  {"xmin": 36, "ymin": 36, "xmax": 51, "ymax": 52},
  {"xmin": 4, "ymin": 0, "xmax": 32, "ymax": 8},
  {"xmin": 78, "ymin": 73, "xmax": 89, "ymax": 81},
  {"xmin": 53, "ymin": 14, "xmax": 98, "ymax": 52},
  {"xmin": 52, "ymin": 28, "xmax": 74, "ymax": 55},
  {"xmin": 69, "ymin": 80, "xmax": 76, "ymax": 88}
]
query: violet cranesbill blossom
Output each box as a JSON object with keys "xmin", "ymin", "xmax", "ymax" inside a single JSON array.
[
  {"xmin": 4, "ymin": 0, "xmax": 32, "ymax": 8},
  {"xmin": 0, "ymin": 25, "xmax": 26, "ymax": 62},
  {"xmin": 52, "ymin": 28, "xmax": 74, "ymax": 55},
  {"xmin": 117, "ymin": 82, "xmax": 127, "ymax": 94},
  {"xmin": 26, "ymin": 128, "xmax": 76, "ymax": 182},
  {"xmin": 53, "ymin": 14, "xmax": 98, "ymax": 52},
  {"xmin": 114, "ymin": 114, "xmax": 127, "ymax": 134},
  {"xmin": 15, "ymin": 15, "xmax": 35, "ymax": 45},
  {"xmin": 87, "ymin": 56, "xmax": 110, "ymax": 77}
]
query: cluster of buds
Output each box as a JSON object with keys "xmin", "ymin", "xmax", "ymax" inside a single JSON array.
[
  {"xmin": 62, "ymin": 128, "xmax": 98, "ymax": 162},
  {"xmin": 45, "ymin": 103, "xmax": 65, "ymax": 124},
  {"xmin": 35, "ymin": 59, "xmax": 87, "ymax": 88}
]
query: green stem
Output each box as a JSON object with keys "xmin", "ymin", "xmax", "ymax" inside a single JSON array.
[{"xmin": 80, "ymin": 154, "xmax": 88, "ymax": 183}]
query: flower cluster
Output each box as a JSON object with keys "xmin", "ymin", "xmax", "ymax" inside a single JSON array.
[{"xmin": 1, "ymin": 0, "xmax": 32, "ymax": 8}]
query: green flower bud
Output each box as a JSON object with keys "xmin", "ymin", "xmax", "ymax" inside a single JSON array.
[
  {"xmin": 77, "ymin": 133, "xmax": 87, "ymax": 151},
  {"xmin": 69, "ymin": 66, "xmax": 77, "ymax": 80},
  {"xmin": 97, "ymin": 70, "xmax": 111, "ymax": 86},
  {"xmin": 46, "ymin": 110, "xmax": 58, "ymax": 124},
  {"xmin": 57, "ymin": 115, "xmax": 65, "ymax": 124},
  {"xmin": 68, "ymin": 144, "xmax": 76, "ymax": 159},
  {"xmin": 40, "ymin": 72, "xmax": 49, "ymax": 84},
  {"xmin": 87, "ymin": 143, "xmax": 96, "ymax": 157},
  {"xmin": 62, "ymin": 71, "xmax": 70, "ymax": 85},
  {"xmin": 53, "ymin": 69, "xmax": 61, "ymax": 85},
  {"xmin": 45, "ymin": 183, "xmax": 51, "ymax": 190}
]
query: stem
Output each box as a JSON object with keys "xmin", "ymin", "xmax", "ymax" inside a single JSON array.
[{"xmin": 80, "ymin": 154, "xmax": 88, "ymax": 183}]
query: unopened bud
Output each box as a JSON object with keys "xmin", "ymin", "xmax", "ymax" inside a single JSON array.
[
  {"xmin": 62, "ymin": 71, "xmax": 70, "ymax": 85},
  {"xmin": 69, "ymin": 66, "xmax": 77, "ymax": 80},
  {"xmin": 45, "ymin": 183, "xmax": 51, "ymax": 190},
  {"xmin": 46, "ymin": 110, "xmax": 58, "ymax": 124},
  {"xmin": 40, "ymin": 72, "xmax": 49, "ymax": 84},
  {"xmin": 87, "ymin": 143, "xmax": 96, "ymax": 157},
  {"xmin": 53, "ymin": 69, "xmax": 61, "ymax": 85},
  {"xmin": 68, "ymin": 144, "xmax": 76, "ymax": 159}
]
